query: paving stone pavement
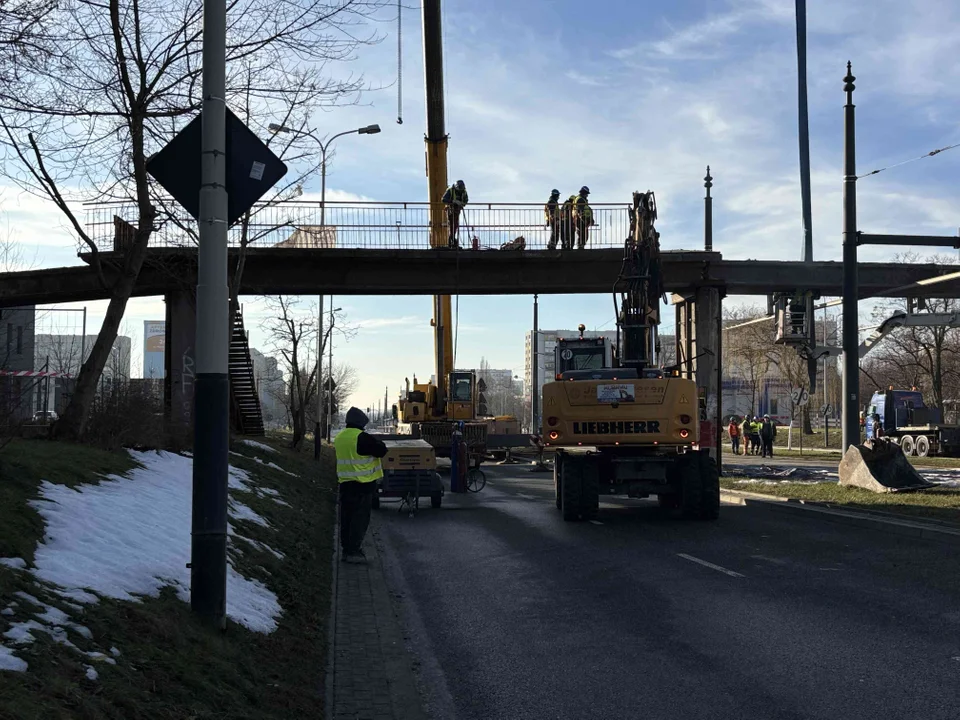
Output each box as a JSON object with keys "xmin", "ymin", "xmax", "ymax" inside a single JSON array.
[{"xmin": 330, "ymin": 517, "xmax": 429, "ymax": 720}]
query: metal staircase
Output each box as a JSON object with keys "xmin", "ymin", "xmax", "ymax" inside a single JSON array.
[{"xmin": 230, "ymin": 306, "xmax": 265, "ymax": 436}]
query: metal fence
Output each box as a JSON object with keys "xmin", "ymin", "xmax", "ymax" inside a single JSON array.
[{"xmin": 85, "ymin": 200, "xmax": 634, "ymax": 252}]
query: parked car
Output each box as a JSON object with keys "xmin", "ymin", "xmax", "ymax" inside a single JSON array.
[{"xmin": 31, "ymin": 410, "xmax": 58, "ymax": 424}]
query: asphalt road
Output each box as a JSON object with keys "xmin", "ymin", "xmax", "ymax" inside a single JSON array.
[{"xmin": 373, "ymin": 464, "xmax": 960, "ymax": 720}]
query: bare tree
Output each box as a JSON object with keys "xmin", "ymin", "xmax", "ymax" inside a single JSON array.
[
  {"xmin": 723, "ymin": 305, "xmax": 771, "ymax": 416},
  {"xmin": 0, "ymin": 0, "xmax": 55, "ymax": 84},
  {"xmin": 0, "ymin": 0, "xmax": 386, "ymax": 439}
]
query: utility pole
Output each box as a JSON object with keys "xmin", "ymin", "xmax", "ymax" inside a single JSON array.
[
  {"xmin": 841, "ymin": 62, "xmax": 860, "ymax": 451},
  {"xmin": 327, "ymin": 296, "xmax": 335, "ymax": 440},
  {"xmin": 192, "ymin": 0, "xmax": 229, "ymax": 626},
  {"xmin": 315, "ymin": 295, "xmax": 323, "ymax": 459},
  {"xmin": 531, "ymin": 294, "xmax": 539, "ymax": 434}
]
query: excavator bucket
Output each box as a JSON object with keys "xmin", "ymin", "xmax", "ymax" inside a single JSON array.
[{"xmin": 838, "ymin": 440, "xmax": 935, "ymax": 493}]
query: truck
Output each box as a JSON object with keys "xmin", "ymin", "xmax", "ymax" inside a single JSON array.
[
  {"xmin": 543, "ymin": 191, "xmax": 719, "ymax": 522},
  {"xmin": 865, "ymin": 389, "xmax": 960, "ymax": 457}
]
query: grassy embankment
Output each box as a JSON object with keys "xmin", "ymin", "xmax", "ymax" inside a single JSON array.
[{"xmin": 0, "ymin": 435, "xmax": 336, "ymax": 719}]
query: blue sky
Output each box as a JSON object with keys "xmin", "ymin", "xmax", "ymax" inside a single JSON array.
[{"xmin": 7, "ymin": 0, "xmax": 960, "ymax": 411}]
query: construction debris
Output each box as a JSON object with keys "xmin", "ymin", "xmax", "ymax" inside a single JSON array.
[{"xmin": 838, "ymin": 440, "xmax": 935, "ymax": 493}]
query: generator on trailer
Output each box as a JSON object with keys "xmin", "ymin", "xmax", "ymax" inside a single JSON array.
[{"xmin": 542, "ymin": 191, "xmax": 720, "ymax": 521}]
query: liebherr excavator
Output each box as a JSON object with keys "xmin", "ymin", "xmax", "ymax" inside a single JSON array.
[
  {"xmin": 394, "ymin": 0, "xmax": 486, "ymax": 459},
  {"xmin": 543, "ymin": 192, "xmax": 720, "ymax": 521}
]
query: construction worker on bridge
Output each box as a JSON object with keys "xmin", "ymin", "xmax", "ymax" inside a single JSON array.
[
  {"xmin": 442, "ymin": 179, "xmax": 469, "ymax": 248},
  {"xmin": 545, "ymin": 189, "xmax": 562, "ymax": 250},
  {"xmin": 335, "ymin": 407, "xmax": 388, "ymax": 564},
  {"xmin": 571, "ymin": 186, "xmax": 595, "ymax": 250}
]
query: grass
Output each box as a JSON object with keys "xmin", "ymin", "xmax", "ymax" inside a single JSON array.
[
  {"xmin": 721, "ymin": 476, "xmax": 960, "ymax": 526},
  {"xmin": 0, "ymin": 434, "xmax": 337, "ymax": 719}
]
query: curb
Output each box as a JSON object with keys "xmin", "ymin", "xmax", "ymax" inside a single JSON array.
[
  {"xmin": 324, "ymin": 468, "xmax": 339, "ymax": 720},
  {"xmin": 720, "ymin": 489, "xmax": 960, "ymax": 543}
]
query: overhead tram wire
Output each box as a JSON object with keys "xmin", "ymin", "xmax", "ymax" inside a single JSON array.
[{"xmin": 857, "ymin": 141, "xmax": 960, "ymax": 179}]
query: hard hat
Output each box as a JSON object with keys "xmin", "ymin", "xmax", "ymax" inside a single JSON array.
[
  {"xmin": 580, "ymin": 185, "xmax": 590, "ymax": 195},
  {"xmin": 550, "ymin": 188, "xmax": 560, "ymax": 197},
  {"xmin": 456, "ymin": 179, "xmax": 465, "ymax": 189},
  {"xmin": 764, "ymin": 414, "xmax": 770, "ymax": 418}
]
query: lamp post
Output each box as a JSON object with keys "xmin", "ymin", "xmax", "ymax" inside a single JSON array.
[
  {"xmin": 327, "ymin": 302, "xmax": 342, "ymax": 441},
  {"xmin": 268, "ymin": 122, "xmax": 380, "ymax": 457}
]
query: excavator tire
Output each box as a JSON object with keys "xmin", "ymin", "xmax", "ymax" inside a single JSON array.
[
  {"xmin": 679, "ymin": 451, "xmax": 720, "ymax": 521},
  {"xmin": 560, "ymin": 455, "xmax": 583, "ymax": 521},
  {"xmin": 580, "ymin": 460, "xmax": 600, "ymax": 521},
  {"xmin": 657, "ymin": 493, "xmax": 680, "ymax": 513},
  {"xmin": 554, "ymin": 457, "xmax": 562, "ymax": 509},
  {"xmin": 697, "ymin": 452, "xmax": 721, "ymax": 521}
]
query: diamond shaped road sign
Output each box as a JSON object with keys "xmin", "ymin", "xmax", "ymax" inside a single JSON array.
[{"xmin": 147, "ymin": 107, "xmax": 288, "ymax": 226}]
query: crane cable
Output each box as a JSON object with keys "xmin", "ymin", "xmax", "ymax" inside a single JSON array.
[
  {"xmin": 857, "ymin": 141, "xmax": 960, "ymax": 179},
  {"xmin": 396, "ymin": 0, "xmax": 403, "ymax": 124}
]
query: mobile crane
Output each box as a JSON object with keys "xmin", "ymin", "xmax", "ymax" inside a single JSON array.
[
  {"xmin": 394, "ymin": 0, "xmax": 486, "ymax": 459},
  {"xmin": 543, "ymin": 191, "xmax": 720, "ymax": 521}
]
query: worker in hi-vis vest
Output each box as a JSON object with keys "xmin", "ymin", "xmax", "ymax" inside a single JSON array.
[{"xmin": 334, "ymin": 407, "xmax": 388, "ymax": 564}]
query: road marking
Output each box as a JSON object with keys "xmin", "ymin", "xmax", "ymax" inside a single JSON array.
[
  {"xmin": 516, "ymin": 493, "xmax": 536, "ymax": 500},
  {"xmin": 589, "ymin": 520, "xmax": 603, "ymax": 525},
  {"xmin": 677, "ymin": 553, "xmax": 745, "ymax": 578}
]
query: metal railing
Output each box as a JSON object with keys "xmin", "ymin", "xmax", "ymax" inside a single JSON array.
[{"xmin": 85, "ymin": 200, "xmax": 634, "ymax": 252}]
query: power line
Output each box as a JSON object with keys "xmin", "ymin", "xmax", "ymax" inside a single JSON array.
[{"xmin": 858, "ymin": 141, "xmax": 960, "ymax": 180}]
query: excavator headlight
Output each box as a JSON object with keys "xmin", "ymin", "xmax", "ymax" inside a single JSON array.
[
  {"xmin": 679, "ymin": 429, "xmax": 690, "ymax": 439},
  {"xmin": 547, "ymin": 416, "xmax": 559, "ymax": 427},
  {"xmin": 549, "ymin": 431, "xmax": 559, "ymax": 440},
  {"xmin": 679, "ymin": 414, "xmax": 691, "ymax": 425}
]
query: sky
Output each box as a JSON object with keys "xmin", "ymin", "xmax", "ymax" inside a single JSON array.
[{"xmin": 5, "ymin": 0, "xmax": 960, "ymax": 411}]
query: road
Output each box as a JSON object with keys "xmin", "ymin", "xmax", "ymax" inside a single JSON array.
[{"xmin": 373, "ymin": 464, "xmax": 960, "ymax": 720}]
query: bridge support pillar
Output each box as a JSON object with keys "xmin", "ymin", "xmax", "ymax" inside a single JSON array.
[
  {"xmin": 165, "ymin": 288, "xmax": 197, "ymax": 445},
  {"xmin": 673, "ymin": 287, "xmax": 724, "ymax": 474}
]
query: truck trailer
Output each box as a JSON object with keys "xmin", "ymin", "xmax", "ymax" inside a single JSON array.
[{"xmin": 865, "ymin": 389, "xmax": 960, "ymax": 457}]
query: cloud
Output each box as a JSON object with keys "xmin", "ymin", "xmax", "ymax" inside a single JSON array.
[{"xmin": 355, "ymin": 315, "xmax": 425, "ymax": 330}]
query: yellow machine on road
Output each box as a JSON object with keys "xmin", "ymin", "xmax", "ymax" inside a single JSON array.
[
  {"xmin": 543, "ymin": 192, "xmax": 720, "ymax": 521},
  {"xmin": 393, "ymin": 0, "xmax": 486, "ymax": 461}
]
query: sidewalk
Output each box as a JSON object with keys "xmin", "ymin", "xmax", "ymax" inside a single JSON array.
[{"xmin": 328, "ymin": 520, "xmax": 429, "ymax": 720}]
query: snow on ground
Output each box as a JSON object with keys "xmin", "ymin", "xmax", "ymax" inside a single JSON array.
[
  {"xmin": 253, "ymin": 457, "xmax": 298, "ymax": 477},
  {"xmin": 0, "ymin": 644, "xmax": 27, "ymax": 672},
  {"xmin": 84, "ymin": 665, "xmax": 98, "ymax": 681},
  {"xmin": 241, "ymin": 439, "xmax": 277, "ymax": 454},
  {"xmin": 0, "ymin": 557, "xmax": 27, "ymax": 569},
  {"xmin": 228, "ymin": 500, "xmax": 270, "ymax": 528},
  {"xmin": 29, "ymin": 450, "xmax": 281, "ymax": 633}
]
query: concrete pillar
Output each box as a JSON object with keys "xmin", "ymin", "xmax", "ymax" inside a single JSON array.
[
  {"xmin": 673, "ymin": 287, "xmax": 723, "ymax": 471},
  {"xmin": 165, "ymin": 288, "xmax": 197, "ymax": 443}
]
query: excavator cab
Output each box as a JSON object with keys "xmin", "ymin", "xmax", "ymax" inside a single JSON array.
[{"xmin": 447, "ymin": 370, "xmax": 476, "ymax": 420}]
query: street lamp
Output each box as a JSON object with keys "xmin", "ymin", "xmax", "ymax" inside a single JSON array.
[
  {"xmin": 328, "ymin": 303, "xmax": 342, "ymax": 441},
  {"xmin": 268, "ymin": 122, "xmax": 380, "ymax": 456}
]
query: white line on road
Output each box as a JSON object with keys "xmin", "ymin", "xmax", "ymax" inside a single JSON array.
[
  {"xmin": 677, "ymin": 553, "xmax": 745, "ymax": 578},
  {"xmin": 589, "ymin": 520, "xmax": 603, "ymax": 525},
  {"xmin": 516, "ymin": 493, "xmax": 536, "ymax": 500}
]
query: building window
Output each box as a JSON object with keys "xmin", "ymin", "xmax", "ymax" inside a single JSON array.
[
  {"xmin": 16, "ymin": 326, "xmax": 22, "ymax": 355},
  {"xmin": 5, "ymin": 323, "xmax": 10, "ymax": 358},
  {"xmin": 769, "ymin": 398, "xmax": 778, "ymax": 415}
]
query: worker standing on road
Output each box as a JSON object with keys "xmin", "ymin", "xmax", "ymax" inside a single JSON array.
[
  {"xmin": 728, "ymin": 417, "xmax": 740, "ymax": 455},
  {"xmin": 571, "ymin": 186, "xmax": 594, "ymax": 250},
  {"xmin": 545, "ymin": 189, "xmax": 562, "ymax": 250},
  {"xmin": 760, "ymin": 414, "xmax": 777, "ymax": 458},
  {"xmin": 740, "ymin": 415, "xmax": 752, "ymax": 455},
  {"xmin": 442, "ymin": 179, "xmax": 468, "ymax": 248},
  {"xmin": 334, "ymin": 407, "xmax": 388, "ymax": 564}
]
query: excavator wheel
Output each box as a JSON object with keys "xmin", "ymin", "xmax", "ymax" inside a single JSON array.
[
  {"xmin": 560, "ymin": 455, "xmax": 583, "ymax": 521},
  {"xmin": 554, "ymin": 458, "xmax": 563, "ymax": 509},
  {"xmin": 679, "ymin": 451, "xmax": 720, "ymax": 521},
  {"xmin": 580, "ymin": 460, "xmax": 600, "ymax": 521}
]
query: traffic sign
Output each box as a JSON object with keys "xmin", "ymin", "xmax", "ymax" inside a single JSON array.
[
  {"xmin": 791, "ymin": 387, "xmax": 810, "ymax": 406},
  {"xmin": 820, "ymin": 403, "xmax": 832, "ymax": 415},
  {"xmin": 147, "ymin": 108, "xmax": 288, "ymax": 226}
]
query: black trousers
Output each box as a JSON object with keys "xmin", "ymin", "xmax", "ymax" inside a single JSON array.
[
  {"xmin": 446, "ymin": 205, "xmax": 461, "ymax": 246},
  {"xmin": 339, "ymin": 480, "xmax": 375, "ymax": 554},
  {"xmin": 761, "ymin": 438, "xmax": 773, "ymax": 457}
]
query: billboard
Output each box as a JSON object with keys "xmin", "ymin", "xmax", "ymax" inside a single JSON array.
[{"xmin": 143, "ymin": 321, "xmax": 165, "ymax": 379}]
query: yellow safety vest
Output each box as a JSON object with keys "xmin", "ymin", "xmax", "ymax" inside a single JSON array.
[{"xmin": 334, "ymin": 428, "xmax": 383, "ymax": 484}]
